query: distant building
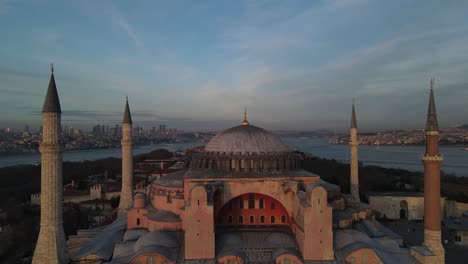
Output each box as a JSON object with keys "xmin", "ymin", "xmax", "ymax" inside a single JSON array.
[
  {"xmin": 369, "ymin": 192, "xmax": 447, "ymax": 220},
  {"xmin": 444, "ymin": 212, "xmax": 468, "ymax": 246}
]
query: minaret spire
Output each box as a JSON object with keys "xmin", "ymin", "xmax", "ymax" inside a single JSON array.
[
  {"xmin": 123, "ymin": 96, "xmax": 132, "ymax": 124},
  {"xmin": 42, "ymin": 63, "xmax": 61, "ymax": 113},
  {"xmin": 118, "ymin": 96, "xmax": 134, "ymax": 214},
  {"xmin": 349, "ymin": 99, "xmax": 359, "ymax": 202},
  {"xmin": 33, "ymin": 65, "xmax": 68, "ymax": 263},
  {"xmin": 426, "ymin": 78, "xmax": 438, "ymax": 131},
  {"xmin": 351, "ymin": 98, "xmax": 357, "ymax": 129}
]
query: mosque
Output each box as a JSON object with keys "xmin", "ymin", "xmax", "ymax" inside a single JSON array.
[{"xmin": 33, "ymin": 66, "xmax": 445, "ymax": 263}]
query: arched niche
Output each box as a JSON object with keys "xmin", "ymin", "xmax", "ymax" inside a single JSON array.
[{"xmin": 216, "ymin": 193, "xmax": 291, "ymax": 227}]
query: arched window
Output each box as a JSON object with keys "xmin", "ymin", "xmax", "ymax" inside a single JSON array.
[
  {"xmin": 271, "ymin": 216, "xmax": 275, "ymax": 224},
  {"xmin": 167, "ymin": 193, "xmax": 172, "ymax": 203},
  {"xmin": 228, "ymin": 216, "xmax": 233, "ymax": 224},
  {"xmin": 259, "ymin": 198, "xmax": 264, "ymax": 209},
  {"xmin": 238, "ymin": 215, "xmax": 243, "ymax": 224},
  {"xmin": 248, "ymin": 194, "xmax": 255, "ymax": 209},
  {"xmin": 250, "ymin": 215, "xmax": 255, "ymax": 223},
  {"xmin": 271, "ymin": 202, "xmax": 276, "ymax": 210},
  {"xmin": 239, "ymin": 199, "xmax": 244, "ymax": 209},
  {"xmin": 136, "ymin": 218, "xmax": 140, "ymax": 225},
  {"xmin": 228, "ymin": 201, "xmax": 233, "ymax": 211},
  {"xmin": 281, "ymin": 215, "xmax": 286, "ymax": 223},
  {"xmin": 260, "ymin": 216, "xmax": 265, "ymax": 223}
]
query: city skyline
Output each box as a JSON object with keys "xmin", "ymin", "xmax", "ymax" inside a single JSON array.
[{"xmin": 1, "ymin": 0, "xmax": 468, "ymax": 131}]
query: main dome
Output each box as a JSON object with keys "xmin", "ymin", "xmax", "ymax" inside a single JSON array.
[{"xmin": 205, "ymin": 124, "xmax": 292, "ymax": 154}]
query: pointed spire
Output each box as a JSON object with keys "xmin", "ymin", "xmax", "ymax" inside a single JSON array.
[
  {"xmin": 426, "ymin": 78, "xmax": 438, "ymax": 131},
  {"xmin": 351, "ymin": 98, "xmax": 357, "ymax": 129},
  {"xmin": 42, "ymin": 63, "xmax": 62, "ymax": 113},
  {"xmin": 123, "ymin": 96, "xmax": 133, "ymax": 124},
  {"xmin": 241, "ymin": 107, "xmax": 249, "ymax": 126}
]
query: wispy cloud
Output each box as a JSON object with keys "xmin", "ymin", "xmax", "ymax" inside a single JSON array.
[{"xmin": 109, "ymin": 3, "xmax": 142, "ymax": 49}]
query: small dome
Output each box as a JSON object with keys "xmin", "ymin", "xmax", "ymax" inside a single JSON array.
[
  {"xmin": 205, "ymin": 125, "xmax": 292, "ymax": 154},
  {"xmin": 152, "ymin": 170, "xmax": 186, "ymax": 188},
  {"xmin": 134, "ymin": 192, "xmax": 146, "ymax": 199},
  {"xmin": 133, "ymin": 231, "xmax": 180, "ymax": 251}
]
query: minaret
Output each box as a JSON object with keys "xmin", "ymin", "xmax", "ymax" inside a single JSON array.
[
  {"xmin": 421, "ymin": 78, "xmax": 445, "ymax": 262},
  {"xmin": 349, "ymin": 99, "xmax": 360, "ymax": 202},
  {"xmin": 32, "ymin": 64, "xmax": 68, "ymax": 264},
  {"xmin": 118, "ymin": 96, "xmax": 133, "ymax": 214}
]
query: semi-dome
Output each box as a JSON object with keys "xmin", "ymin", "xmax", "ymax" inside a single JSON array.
[{"xmin": 205, "ymin": 124, "xmax": 292, "ymax": 154}]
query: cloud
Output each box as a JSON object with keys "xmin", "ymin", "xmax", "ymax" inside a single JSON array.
[{"xmin": 109, "ymin": 3, "xmax": 142, "ymax": 49}]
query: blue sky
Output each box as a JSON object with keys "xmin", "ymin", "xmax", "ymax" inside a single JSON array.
[{"xmin": 1, "ymin": 0, "xmax": 468, "ymax": 131}]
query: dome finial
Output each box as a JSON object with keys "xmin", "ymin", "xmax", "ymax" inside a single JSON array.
[{"xmin": 242, "ymin": 107, "xmax": 249, "ymax": 126}]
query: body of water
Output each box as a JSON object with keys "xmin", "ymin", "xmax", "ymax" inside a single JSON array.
[
  {"xmin": 284, "ymin": 137, "xmax": 468, "ymax": 177},
  {"xmin": 0, "ymin": 142, "xmax": 203, "ymax": 168},
  {"xmin": 0, "ymin": 138, "xmax": 467, "ymax": 177}
]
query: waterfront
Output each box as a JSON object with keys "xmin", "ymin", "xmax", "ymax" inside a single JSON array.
[{"xmin": 0, "ymin": 138, "xmax": 467, "ymax": 177}]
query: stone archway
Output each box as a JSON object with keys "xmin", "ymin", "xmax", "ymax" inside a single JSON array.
[{"xmin": 400, "ymin": 200, "xmax": 408, "ymax": 220}]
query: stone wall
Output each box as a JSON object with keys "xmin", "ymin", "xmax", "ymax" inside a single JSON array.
[{"xmin": 369, "ymin": 195, "xmax": 446, "ymax": 220}]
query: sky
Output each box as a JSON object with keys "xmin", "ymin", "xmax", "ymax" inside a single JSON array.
[{"xmin": 1, "ymin": 0, "xmax": 468, "ymax": 132}]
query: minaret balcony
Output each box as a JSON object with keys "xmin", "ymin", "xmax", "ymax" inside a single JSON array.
[{"xmin": 421, "ymin": 155, "xmax": 443, "ymax": 161}]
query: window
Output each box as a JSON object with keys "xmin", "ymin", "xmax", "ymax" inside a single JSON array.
[
  {"xmin": 147, "ymin": 256, "xmax": 154, "ymax": 264},
  {"xmin": 218, "ymin": 216, "xmax": 223, "ymax": 224},
  {"xmin": 228, "ymin": 216, "xmax": 233, "ymax": 224},
  {"xmin": 238, "ymin": 215, "xmax": 243, "ymax": 224},
  {"xmin": 260, "ymin": 216, "xmax": 265, "ymax": 223},
  {"xmin": 167, "ymin": 194, "xmax": 172, "ymax": 203},
  {"xmin": 231, "ymin": 159, "xmax": 236, "ymax": 169},
  {"xmin": 250, "ymin": 215, "xmax": 255, "ymax": 223},
  {"xmin": 136, "ymin": 218, "xmax": 140, "ymax": 225},
  {"xmin": 259, "ymin": 199, "xmax": 264, "ymax": 209},
  {"xmin": 248, "ymin": 194, "xmax": 255, "ymax": 209},
  {"xmin": 271, "ymin": 216, "xmax": 275, "ymax": 224},
  {"xmin": 239, "ymin": 198, "xmax": 244, "ymax": 209},
  {"xmin": 455, "ymin": 235, "xmax": 462, "ymax": 242},
  {"xmin": 271, "ymin": 202, "xmax": 276, "ymax": 210},
  {"xmin": 281, "ymin": 215, "xmax": 286, "ymax": 223},
  {"xmin": 362, "ymin": 252, "xmax": 369, "ymax": 264},
  {"xmin": 228, "ymin": 201, "xmax": 233, "ymax": 211}
]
